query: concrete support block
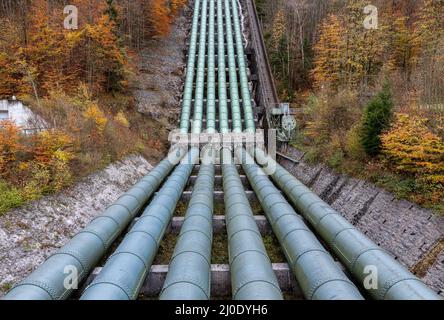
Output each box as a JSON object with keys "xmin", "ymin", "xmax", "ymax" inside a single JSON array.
[{"xmin": 84, "ymin": 263, "xmax": 304, "ymax": 299}]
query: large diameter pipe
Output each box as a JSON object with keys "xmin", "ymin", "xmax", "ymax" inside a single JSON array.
[
  {"xmin": 222, "ymin": 148, "xmax": 282, "ymax": 300},
  {"xmin": 3, "ymin": 148, "xmax": 186, "ymax": 300},
  {"xmin": 253, "ymin": 148, "xmax": 443, "ymax": 300},
  {"xmin": 224, "ymin": 0, "xmax": 242, "ymax": 132},
  {"xmin": 236, "ymin": 148, "xmax": 364, "ymax": 300},
  {"xmin": 217, "ymin": 0, "xmax": 229, "ymax": 133},
  {"xmin": 192, "ymin": 0, "xmax": 208, "ymax": 134},
  {"xmin": 206, "ymin": 0, "xmax": 217, "ymax": 134},
  {"xmin": 230, "ymin": 0, "xmax": 255, "ymax": 133},
  {"xmin": 160, "ymin": 163, "xmax": 215, "ymax": 300},
  {"xmin": 180, "ymin": 0, "xmax": 201, "ymax": 133},
  {"xmin": 80, "ymin": 149, "xmax": 199, "ymax": 300}
]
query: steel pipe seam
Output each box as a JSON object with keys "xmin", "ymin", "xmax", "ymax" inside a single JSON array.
[
  {"xmin": 236, "ymin": 147, "xmax": 364, "ymax": 300},
  {"xmin": 176, "ymin": 228, "xmax": 213, "ymax": 246},
  {"xmin": 49, "ymin": 234, "xmax": 106, "ymax": 271},
  {"xmin": 280, "ymin": 227, "xmax": 314, "ymax": 245},
  {"xmin": 125, "ymin": 185, "xmax": 150, "ymax": 201},
  {"xmin": 74, "ymin": 230, "xmax": 108, "ymax": 252},
  {"xmin": 135, "ymin": 214, "xmax": 165, "ymax": 229},
  {"xmin": 226, "ymin": 214, "xmax": 258, "ymax": 231},
  {"xmin": 2, "ymin": 282, "xmax": 54, "ymax": 300},
  {"xmin": 230, "ymin": 253, "xmax": 281, "ymax": 299},
  {"xmin": 161, "ymin": 282, "xmax": 209, "ymax": 300},
  {"xmin": 160, "ymin": 163, "xmax": 214, "ymax": 300},
  {"xmin": 171, "ymin": 233, "xmax": 212, "ymax": 262},
  {"xmin": 226, "ymin": 213, "xmax": 256, "ymax": 225},
  {"xmin": 112, "ymin": 197, "xmax": 139, "ymax": 214},
  {"xmin": 234, "ymin": 282, "xmax": 283, "ymax": 301},
  {"xmin": 79, "ymin": 217, "xmax": 121, "ymax": 248},
  {"xmin": 183, "ymin": 208, "xmax": 213, "ymax": 224},
  {"xmin": 222, "ymin": 149, "xmax": 283, "ymax": 300},
  {"xmin": 252, "ymin": 147, "xmax": 442, "ymax": 300},
  {"xmin": 96, "ymin": 207, "xmax": 131, "ymax": 229},
  {"xmin": 228, "ymin": 226, "xmax": 263, "ymax": 244},
  {"xmin": 81, "ymin": 282, "xmax": 131, "ymax": 300},
  {"xmin": 230, "ymin": 247, "xmax": 271, "ymax": 268},
  {"xmin": 383, "ymin": 279, "xmax": 442, "ymax": 300}
]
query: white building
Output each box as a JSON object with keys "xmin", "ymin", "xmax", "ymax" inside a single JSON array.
[{"xmin": 0, "ymin": 100, "xmax": 47, "ymax": 134}]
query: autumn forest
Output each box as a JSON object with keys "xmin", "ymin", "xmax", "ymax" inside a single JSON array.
[
  {"xmin": 257, "ymin": 0, "xmax": 444, "ymax": 212},
  {"xmin": 0, "ymin": 0, "xmax": 185, "ymax": 213},
  {"xmin": 0, "ymin": 0, "xmax": 443, "ymax": 214}
]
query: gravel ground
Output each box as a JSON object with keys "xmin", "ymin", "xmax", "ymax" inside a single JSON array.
[{"xmin": 132, "ymin": 6, "xmax": 191, "ymax": 128}]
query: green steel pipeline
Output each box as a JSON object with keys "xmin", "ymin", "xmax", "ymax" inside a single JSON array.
[
  {"xmin": 230, "ymin": 0, "xmax": 255, "ymax": 133},
  {"xmin": 80, "ymin": 149, "xmax": 199, "ymax": 300},
  {"xmin": 253, "ymin": 148, "xmax": 443, "ymax": 300},
  {"xmin": 160, "ymin": 162, "xmax": 215, "ymax": 300},
  {"xmin": 192, "ymin": 0, "xmax": 208, "ymax": 134},
  {"xmin": 224, "ymin": 0, "xmax": 242, "ymax": 132},
  {"xmin": 3, "ymin": 148, "xmax": 186, "ymax": 300},
  {"xmin": 221, "ymin": 148, "xmax": 283, "ymax": 300},
  {"xmin": 180, "ymin": 0, "xmax": 201, "ymax": 134},
  {"xmin": 235, "ymin": 147, "xmax": 364, "ymax": 300},
  {"xmin": 206, "ymin": 0, "xmax": 217, "ymax": 133},
  {"xmin": 217, "ymin": 0, "xmax": 230, "ymax": 133}
]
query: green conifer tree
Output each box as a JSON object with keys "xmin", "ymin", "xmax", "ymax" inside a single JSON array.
[{"xmin": 360, "ymin": 82, "xmax": 394, "ymax": 155}]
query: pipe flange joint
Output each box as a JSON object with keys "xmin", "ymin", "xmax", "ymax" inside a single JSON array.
[
  {"xmin": 307, "ymin": 276, "xmax": 353, "ymax": 300},
  {"xmin": 379, "ymin": 276, "xmax": 422, "ymax": 300},
  {"xmin": 13, "ymin": 279, "xmax": 59, "ymax": 300},
  {"xmin": 290, "ymin": 248, "xmax": 328, "ymax": 268},
  {"xmin": 50, "ymin": 249, "xmax": 88, "ymax": 275}
]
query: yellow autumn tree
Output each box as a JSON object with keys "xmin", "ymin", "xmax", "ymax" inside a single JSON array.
[
  {"xmin": 382, "ymin": 113, "xmax": 444, "ymax": 184},
  {"xmin": 387, "ymin": 16, "xmax": 420, "ymax": 74},
  {"xmin": 271, "ymin": 9, "xmax": 286, "ymax": 52},
  {"xmin": 114, "ymin": 112, "xmax": 130, "ymax": 127},
  {"xmin": 312, "ymin": 15, "xmax": 345, "ymax": 88},
  {"xmin": 83, "ymin": 104, "xmax": 108, "ymax": 133}
]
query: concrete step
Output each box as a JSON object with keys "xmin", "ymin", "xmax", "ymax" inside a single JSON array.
[
  {"xmin": 175, "ymin": 189, "xmax": 257, "ymax": 201},
  {"xmin": 84, "ymin": 263, "xmax": 304, "ymax": 299}
]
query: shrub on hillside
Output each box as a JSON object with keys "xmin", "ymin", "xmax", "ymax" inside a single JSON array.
[
  {"xmin": 0, "ymin": 180, "xmax": 23, "ymax": 215},
  {"xmin": 382, "ymin": 113, "xmax": 444, "ymax": 184},
  {"xmin": 306, "ymin": 89, "xmax": 360, "ymax": 147},
  {"xmin": 360, "ymin": 83, "xmax": 394, "ymax": 156}
]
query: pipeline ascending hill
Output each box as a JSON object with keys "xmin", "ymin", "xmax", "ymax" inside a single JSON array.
[{"xmin": 3, "ymin": 0, "xmax": 442, "ymax": 301}]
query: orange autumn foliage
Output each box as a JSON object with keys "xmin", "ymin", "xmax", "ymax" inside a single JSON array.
[
  {"xmin": 0, "ymin": 121, "xmax": 23, "ymax": 175},
  {"xmin": 150, "ymin": 0, "xmax": 173, "ymax": 37},
  {"xmin": 382, "ymin": 113, "xmax": 444, "ymax": 184}
]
